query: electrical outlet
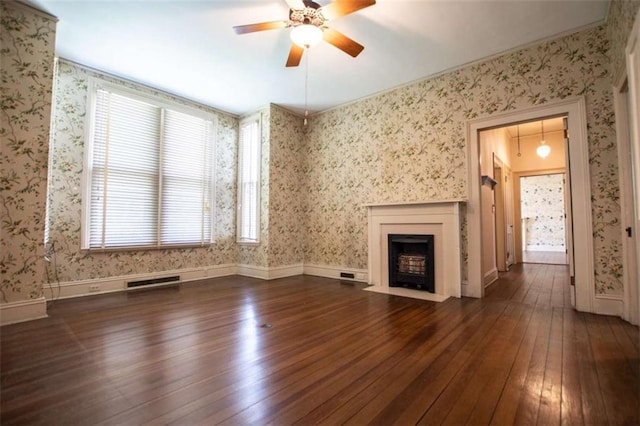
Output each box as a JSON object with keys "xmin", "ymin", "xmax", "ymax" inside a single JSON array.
[{"xmin": 89, "ymin": 284, "xmax": 100, "ymax": 292}]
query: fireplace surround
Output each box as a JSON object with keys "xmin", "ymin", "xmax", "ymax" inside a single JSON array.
[{"xmin": 364, "ymin": 200, "xmax": 465, "ymax": 302}]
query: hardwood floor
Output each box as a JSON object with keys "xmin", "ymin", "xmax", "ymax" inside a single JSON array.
[{"xmin": 1, "ymin": 264, "xmax": 638, "ymax": 425}]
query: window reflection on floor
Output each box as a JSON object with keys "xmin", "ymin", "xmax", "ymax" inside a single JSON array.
[{"xmin": 232, "ymin": 300, "xmax": 266, "ymax": 420}]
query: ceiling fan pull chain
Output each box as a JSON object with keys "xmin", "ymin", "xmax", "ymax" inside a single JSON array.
[{"xmin": 304, "ymin": 48, "xmax": 309, "ymax": 126}]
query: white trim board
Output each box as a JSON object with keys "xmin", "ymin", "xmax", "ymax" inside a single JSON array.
[
  {"xmin": 620, "ymin": 6, "xmax": 640, "ymax": 325},
  {"xmin": 237, "ymin": 264, "xmax": 303, "ymax": 280},
  {"xmin": 594, "ymin": 294, "xmax": 624, "ymax": 318},
  {"xmin": 43, "ymin": 264, "xmax": 236, "ymax": 301},
  {"xmin": 0, "ymin": 297, "xmax": 47, "ymax": 326},
  {"xmin": 525, "ymin": 245, "xmax": 566, "ymax": 252},
  {"xmin": 613, "ymin": 77, "xmax": 638, "ymax": 324},
  {"xmin": 42, "ymin": 263, "xmax": 305, "ymax": 301},
  {"xmin": 484, "ymin": 268, "xmax": 499, "ymax": 288},
  {"xmin": 303, "ymin": 264, "xmax": 368, "ymax": 283}
]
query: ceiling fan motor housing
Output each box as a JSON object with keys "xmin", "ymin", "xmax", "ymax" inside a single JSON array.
[
  {"xmin": 289, "ymin": 0, "xmax": 326, "ymax": 27},
  {"xmin": 233, "ymin": 0, "xmax": 374, "ymax": 66}
]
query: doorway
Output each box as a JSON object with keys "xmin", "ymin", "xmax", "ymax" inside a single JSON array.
[
  {"xmin": 479, "ymin": 117, "xmax": 568, "ymax": 284},
  {"xmin": 493, "ymin": 155, "xmax": 514, "ymax": 272},
  {"xmin": 467, "ymin": 98, "xmax": 595, "ymax": 312},
  {"xmin": 519, "ymin": 173, "xmax": 568, "ymax": 265},
  {"xmin": 612, "ymin": 7, "xmax": 640, "ymax": 325}
]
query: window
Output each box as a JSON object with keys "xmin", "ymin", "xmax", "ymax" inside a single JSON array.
[
  {"xmin": 237, "ymin": 114, "xmax": 261, "ymax": 243},
  {"xmin": 82, "ymin": 81, "xmax": 216, "ymax": 250}
]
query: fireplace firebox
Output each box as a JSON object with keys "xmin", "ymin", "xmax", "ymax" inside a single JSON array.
[{"xmin": 388, "ymin": 234, "xmax": 435, "ymax": 293}]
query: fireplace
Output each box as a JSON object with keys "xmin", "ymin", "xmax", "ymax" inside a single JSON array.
[
  {"xmin": 364, "ymin": 200, "xmax": 464, "ymax": 302},
  {"xmin": 388, "ymin": 234, "xmax": 435, "ymax": 292}
]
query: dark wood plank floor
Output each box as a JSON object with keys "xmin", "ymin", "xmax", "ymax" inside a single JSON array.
[{"xmin": 1, "ymin": 264, "xmax": 638, "ymax": 425}]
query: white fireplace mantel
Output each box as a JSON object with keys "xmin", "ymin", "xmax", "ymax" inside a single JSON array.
[{"xmin": 364, "ymin": 199, "xmax": 466, "ymax": 302}]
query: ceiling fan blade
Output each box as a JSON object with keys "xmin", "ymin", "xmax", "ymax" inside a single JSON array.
[
  {"xmin": 322, "ymin": 28, "xmax": 364, "ymax": 57},
  {"xmin": 284, "ymin": 0, "xmax": 305, "ymax": 10},
  {"xmin": 233, "ymin": 20, "xmax": 289, "ymax": 34},
  {"xmin": 286, "ymin": 44, "xmax": 305, "ymax": 67},
  {"xmin": 321, "ymin": 0, "xmax": 375, "ymax": 20}
]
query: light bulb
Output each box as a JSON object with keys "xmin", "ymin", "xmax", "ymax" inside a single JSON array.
[
  {"xmin": 290, "ymin": 24, "xmax": 323, "ymax": 48},
  {"xmin": 536, "ymin": 144, "xmax": 551, "ymax": 159}
]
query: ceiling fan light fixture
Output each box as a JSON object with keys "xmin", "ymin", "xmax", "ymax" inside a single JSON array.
[{"xmin": 290, "ymin": 24, "xmax": 323, "ymax": 48}]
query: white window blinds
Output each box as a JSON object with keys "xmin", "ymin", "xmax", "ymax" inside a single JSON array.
[
  {"xmin": 84, "ymin": 84, "xmax": 215, "ymax": 249},
  {"xmin": 237, "ymin": 115, "xmax": 261, "ymax": 243}
]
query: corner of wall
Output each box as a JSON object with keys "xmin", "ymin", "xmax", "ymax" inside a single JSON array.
[{"xmin": 0, "ymin": 1, "xmax": 56, "ymax": 309}]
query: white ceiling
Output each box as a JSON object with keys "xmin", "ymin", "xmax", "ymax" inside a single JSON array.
[{"xmin": 28, "ymin": 0, "xmax": 610, "ymax": 117}]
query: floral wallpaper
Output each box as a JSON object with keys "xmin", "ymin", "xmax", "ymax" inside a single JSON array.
[
  {"xmin": 520, "ymin": 174, "xmax": 566, "ymax": 250},
  {"xmin": 266, "ymin": 105, "xmax": 305, "ymax": 266},
  {"xmin": 304, "ymin": 22, "xmax": 625, "ymax": 295},
  {"xmin": 237, "ymin": 105, "xmax": 305, "ymax": 268},
  {"xmin": 0, "ymin": 2, "xmax": 56, "ymax": 303},
  {"xmin": 47, "ymin": 60, "xmax": 238, "ymax": 282},
  {"xmin": 607, "ymin": 0, "xmax": 640, "ymax": 85}
]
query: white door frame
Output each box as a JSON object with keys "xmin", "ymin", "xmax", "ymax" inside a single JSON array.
[
  {"xmin": 619, "ymin": 7, "xmax": 640, "ymax": 324},
  {"xmin": 493, "ymin": 155, "xmax": 507, "ymax": 272},
  {"xmin": 466, "ymin": 97, "xmax": 595, "ymax": 313},
  {"xmin": 614, "ymin": 75, "xmax": 639, "ymax": 325}
]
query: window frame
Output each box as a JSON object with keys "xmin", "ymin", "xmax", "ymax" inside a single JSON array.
[
  {"xmin": 81, "ymin": 78, "xmax": 217, "ymax": 251},
  {"xmin": 236, "ymin": 113, "xmax": 262, "ymax": 245}
]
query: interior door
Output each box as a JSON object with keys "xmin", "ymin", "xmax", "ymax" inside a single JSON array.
[
  {"xmin": 563, "ymin": 116, "xmax": 576, "ymax": 306},
  {"xmin": 624, "ymin": 10, "xmax": 640, "ymax": 324},
  {"xmin": 504, "ymin": 165, "xmax": 515, "ymax": 269},
  {"xmin": 562, "ymin": 172, "xmax": 570, "ymax": 265},
  {"xmin": 621, "ymin": 86, "xmax": 639, "ymax": 324},
  {"xmin": 493, "ymin": 161, "xmax": 507, "ymax": 271},
  {"xmin": 493, "ymin": 154, "xmax": 515, "ymax": 271}
]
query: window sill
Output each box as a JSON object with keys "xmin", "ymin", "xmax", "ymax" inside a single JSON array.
[{"xmin": 82, "ymin": 243, "xmax": 214, "ymax": 253}]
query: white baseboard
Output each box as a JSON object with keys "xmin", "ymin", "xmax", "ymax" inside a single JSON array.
[
  {"xmin": 460, "ymin": 280, "xmax": 474, "ymax": 297},
  {"xmin": 303, "ymin": 264, "xmax": 368, "ymax": 282},
  {"xmin": 484, "ymin": 268, "xmax": 499, "ymax": 287},
  {"xmin": 43, "ymin": 262, "xmax": 304, "ymax": 301},
  {"xmin": 43, "ymin": 264, "xmax": 237, "ymax": 301},
  {"xmin": 0, "ymin": 297, "xmax": 47, "ymax": 326},
  {"xmin": 593, "ymin": 294, "xmax": 624, "ymax": 317},
  {"xmin": 525, "ymin": 245, "xmax": 566, "ymax": 252},
  {"xmin": 236, "ymin": 263, "xmax": 303, "ymax": 280}
]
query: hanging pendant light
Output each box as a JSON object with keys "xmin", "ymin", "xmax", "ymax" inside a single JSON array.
[
  {"xmin": 516, "ymin": 124, "xmax": 522, "ymax": 157},
  {"xmin": 536, "ymin": 120, "xmax": 551, "ymax": 159}
]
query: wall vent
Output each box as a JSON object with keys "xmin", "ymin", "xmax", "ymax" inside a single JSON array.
[{"xmin": 127, "ymin": 275, "xmax": 180, "ymax": 289}]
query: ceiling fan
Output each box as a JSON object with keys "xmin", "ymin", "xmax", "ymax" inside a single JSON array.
[{"xmin": 233, "ymin": 0, "xmax": 376, "ymax": 67}]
